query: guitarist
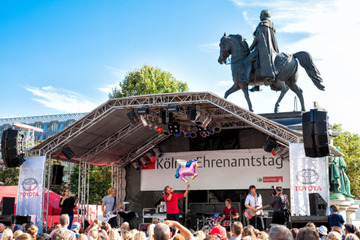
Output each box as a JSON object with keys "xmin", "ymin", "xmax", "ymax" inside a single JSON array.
[
  {"xmin": 245, "ymin": 185, "xmax": 264, "ymax": 231},
  {"xmin": 102, "ymin": 187, "xmax": 122, "ymax": 228}
]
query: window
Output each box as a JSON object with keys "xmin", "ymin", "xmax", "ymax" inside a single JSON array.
[{"xmin": 48, "ymin": 122, "xmax": 60, "ymax": 132}]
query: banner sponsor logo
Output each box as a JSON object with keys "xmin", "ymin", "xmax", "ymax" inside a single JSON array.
[{"xmin": 260, "ymin": 176, "xmax": 284, "ymax": 183}]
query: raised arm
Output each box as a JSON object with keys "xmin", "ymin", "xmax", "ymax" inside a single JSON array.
[{"xmin": 164, "ymin": 220, "xmax": 193, "ymax": 240}]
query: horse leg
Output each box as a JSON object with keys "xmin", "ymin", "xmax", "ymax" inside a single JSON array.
[
  {"xmin": 224, "ymin": 83, "xmax": 240, "ymax": 99},
  {"xmin": 239, "ymin": 82, "xmax": 253, "ymax": 112},
  {"xmin": 192, "ymin": 172, "xmax": 198, "ymax": 179},
  {"xmin": 286, "ymin": 72, "xmax": 305, "ymax": 111},
  {"xmin": 272, "ymin": 81, "xmax": 289, "ymax": 113},
  {"xmin": 181, "ymin": 176, "xmax": 189, "ymax": 183}
]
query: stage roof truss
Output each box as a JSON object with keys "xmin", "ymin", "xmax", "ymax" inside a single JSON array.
[{"xmin": 30, "ymin": 92, "xmax": 311, "ymax": 166}]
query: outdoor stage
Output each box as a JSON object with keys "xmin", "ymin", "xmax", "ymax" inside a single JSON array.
[{"xmin": 26, "ymin": 92, "xmax": 344, "ymax": 230}]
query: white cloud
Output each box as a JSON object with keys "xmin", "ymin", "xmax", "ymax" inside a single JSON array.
[
  {"xmin": 229, "ymin": 0, "xmax": 360, "ymax": 133},
  {"xmin": 198, "ymin": 42, "xmax": 219, "ymax": 52},
  {"xmin": 24, "ymin": 85, "xmax": 98, "ymax": 113},
  {"xmin": 97, "ymin": 66, "xmax": 127, "ymax": 94}
]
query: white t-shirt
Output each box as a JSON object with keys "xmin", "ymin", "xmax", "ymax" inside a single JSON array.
[{"xmin": 245, "ymin": 193, "xmax": 263, "ymax": 215}]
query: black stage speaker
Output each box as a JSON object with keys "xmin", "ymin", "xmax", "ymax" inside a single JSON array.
[
  {"xmin": 2, "ymin": 197, "xmax": 15, "ymax": 215},
  {"xmin": 12, "ymin": 215, "xmax": 31, "ymax": 225},
  {"xmin": 309, "ymin": 193, "xmax": 327, "ymax": 216},
  {"xmin": 1, "ymin": 129, "xmax": 25, "ymax": 168},
  {"xmin": 51, "ymin": 165, "xmax": 64, "ymax": 185},
  {"xmin": 302, "ymin": 109, "xmax": 329, "ymax": 158}
]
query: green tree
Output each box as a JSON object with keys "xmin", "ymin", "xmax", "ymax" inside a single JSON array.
[
  {"xmin": 0, "ymin": 167, "xmax": 20, "ymax": 185},
  {"xmin": 332, "ymin": 124, "xmax": 360, "ymax": 198},
  {"xmin": 109, "ymin": 65, "xmax": 189, "ymax": 98},
  {"xmin": 69, "ymin": 165, "xmax": 112, "ymax": 204}
]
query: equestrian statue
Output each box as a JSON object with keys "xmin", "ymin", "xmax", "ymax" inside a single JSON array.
[{"xmin": 218, "ymin": 10, "xmax": 325, "ymax": 113}]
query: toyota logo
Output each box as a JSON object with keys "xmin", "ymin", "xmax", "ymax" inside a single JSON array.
[
  {"xmin": 296, "ymin": 169, "xmax": 319, "ymax": 184},
  {"xmin": 22, "ymin": 178, "xmax": 38, "ymax": 191}
]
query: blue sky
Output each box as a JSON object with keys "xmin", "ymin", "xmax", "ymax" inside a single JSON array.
[{"xmin": 1, "ymin": 0, "xmax": 360, "ymax": 133}]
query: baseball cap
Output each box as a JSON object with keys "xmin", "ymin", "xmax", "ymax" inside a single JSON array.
[
  {"xmin": 275, "ymin": 186, "xmax": 283, "ymax": 191},
  {"xmin": 14, "ymin": 224, "xmax": 25, "ymax": 231},
  {"xmin": 71, "ymin": 222, "xmax": 80, "ymax": 230},
  {"xmin": 317, "ymin": 225, "xmax": 328, "ymax": 236},
  {"xmin": 210, "ymin": 226, "xmax": 227, "ymax": 240},
  {"xmin": 345, "ymin": 223, "xmax": 357, "ymax": 234}
]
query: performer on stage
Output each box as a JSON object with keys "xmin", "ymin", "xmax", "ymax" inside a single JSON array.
[
  {"xmin": 221, "ymin": 198, "xmax": 239, "ymax": 221},
  {"xmin": 102, "ymin": 187, "xmax": 122, "ymax": 228},
  {"xmin": 59, "ymin": 188, "xmax": 79, "ymax": 229},
  {"xmin": 245, "ymin": 185, "xmax": 264, "ymax": 231},
  {"xmin": 163, "ymin": 184, "xmax": 190, "ymax": 222},
  {"xmin": 269, "ymin": 186, "xmax": 289, "ymax": 225}
]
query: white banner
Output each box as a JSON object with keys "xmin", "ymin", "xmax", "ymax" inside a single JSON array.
[
  {"xmin": 17, "ymin": 156, "xmax": 46, "ymax": 231},
  {"xmin": 289, "ymin": 143, "xmax": 329, "ymax": 216},
  {"xmin": 141, "ymin": 149, "xmax": 290, "ymax": 191}
]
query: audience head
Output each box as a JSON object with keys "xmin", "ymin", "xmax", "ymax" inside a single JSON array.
[
  {"xmin": 121, "ymin": 222, "xmax": 130, "ymax": 232},
  {"xmin": 269, "ymin": 224, "xmax": 292, "ymax": 240},
  {"xmin": 14, "ymin": 224, "xmax": 25, "ymax": 232},
  {"xmin": 109, "ymin": 229, "xmax": 121, "ymax": 240},
  {"xmin": 257, "ymin": 231, "xmax": 269, "ymax": 240},
  {"xmin": 332, "ymin": 226, "xmax": 343, "ymax": 236},
  {"xmin": 77, "ymin": 234, "xmax": 88, "ymax": 240},
  {"xmin": 242, "ymin": 226, "xmax": 256, "ymax": 239},
  {"xmin": 231, "ymin": 221, "xmax": 243, "ymax": 237},
  {"xmin": 15, "ymin": 233, "xmax": 32, "ymax": 240},
  {"xmin": 52, "ymin": 228, "xmax": 72, "ymax": 240},
  {"xmin": 152, "ymin": 218, "xmax": 159, "ymax": 224},
  {"xmin": 210, "ymin": 225, "xmax": 227, "ymax": 240},
  {"xmin": 173, "ymin": 234, "xmax": 185, "ymax": 240},
  {"xmin": 328, "ymin": 231, "xmax": 342, "ymax": 240},
  {"xmin": 296, "ymin": 227, "xmax": 319, "ymax": 240},
  {"xmin": 26, "ymin": 225, "xmax": 38, "ymax": 238},
  {"xmin": 305, "ymin": 222, "xmax": 317, "ymax": 231},
  {"xmin": 154, "ymin": 223, "xmax": 170, "ymax": 240},
  {"xmin": 71, "ymin": 222, "xmax": 80, "ymax": 232},
  {"xmin": 0, "ymin": 223, "xmax": 6, "ymax": 232},
  {"xmin": 134, "ymin": 231, "xmax": 147, "ymax": 240},
  {"xmin": 60, "ymin": 214, "xmax": 70, "ymax": 227},
  {"xmin": 317, "ymin": 225, "xmax": 328, "ymax": 237},
  {"xmin": 345, "ymin": 234, "xmax": 360, "ymax": 240},
  {"xmin": 345, "ymin": 224, "xmax": 358, "ymax": 235},
  {"xmin": 14, "ymin": 230, "xmax": 24, "ymax": 239},
  {"xmin": 330, "ymin": 204, "xmax": 339, "ymax": 213}
]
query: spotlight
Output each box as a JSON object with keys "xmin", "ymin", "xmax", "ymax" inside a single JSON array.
[
  {"xmin": 139, "ymin": 156, "xmax": 150, "ymax": 167},
  {"xmin": 159, "ymin": 110, "xmax": 167, "ymax": 124},
  {"xmin": 153, "ymin": 147, "xmax": 163, "ymax": 158},
  {"xmin": 167, "ymin": 105, "xmax": 179, "ymax": 113},
  {"xmin": 187, "ymin": 107, "xmax": 197, "ymax": 121},
  {"xmin": 140, "ymin": 116, "xmax": 148, "ymax": 127},
  {"xmin": 174, "ymin": 132, "xmax": 181, "ymax": 137},
  {"xmin": 155, "ymin": 126, "xmax": 163, "ymax": 132},
  {"xmin": 127, "ymin": 110, "xmax": 138, "ymax": 124},
  {"xmin": 195, "ymin": 111, "xmax": 211, "ymax": 127},
  {"xmin": 132, "ymin": 161, "xmax": 142, "ymax": 172},
  {"xmin": 183, "ymin": 131, "xmax": 191, "ymax": 138},
  {"xmin": 163, "ymin": 131, "xmax": 170, "ymax": 136},
  {"xmin": 137, "ymin": 108, "xmax": 149, "ymax": 115},
  {"xmin": 147, "ymin": 151, "xmax": 157, "ymax": 162},
  {"xmin": 264, "ymin": 136, "xmax": 277, "ymax": 153},
  {"xmin": 213, "ymin": 126, "xmax": 221, "ymax": 133},
  {"xmin": 280, "ymin": 151, "xmax": 289, "ymax": 161},
  {"xmin": 62, "ymin": 145, "xmax": 75, "ymax": 160}
]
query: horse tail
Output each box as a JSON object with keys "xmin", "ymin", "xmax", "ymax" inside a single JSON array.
[
  {"xmin": 293, "ymin": 51, "xmax": 325, "ymax": 90},
  {"xmin": 175, "ymin": 168, "xmax": 180, "ymax": 178}
]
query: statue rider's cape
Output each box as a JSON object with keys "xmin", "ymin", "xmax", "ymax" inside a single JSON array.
[{"xmin": 254, "ymin": 18, "xmax": 279, "ymax": 78}]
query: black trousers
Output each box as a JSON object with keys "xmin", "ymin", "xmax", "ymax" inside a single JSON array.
[
  {"xmin": 272, "ymin": 211, "xmax": 286, "ymax": 225},
  {"xmin": 249, "ymin": 215, "xmax": 264, "ymax": 231},
  {"xmin": 167, "ymin": 213, "xmax": 180, "ymax": 222}
]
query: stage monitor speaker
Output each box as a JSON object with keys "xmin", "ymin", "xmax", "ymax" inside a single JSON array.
[
  {"xmin": 12, "ymin": 215, "xmax": 31, "ymax": 225},
  {"xmin": 264, "ymin": 136, "xmax": 277, "ymax": 153},
  {"xmin": 309, "ymin": 193, "xmax": 327, "ymax": 216},
  {"xmin": 1, "ymin": 129, "xmax": 25, "ymax": 168},
  {"xmin": 51, "ymin": 165, "xmax": 64, "ymax": 186},
  {"xmin": 302, "ymin": 109, "xmax": 330, "ymax": 158},
  {"xmin": 61, "ymin": 145, "xmax": 75, "ymax": 160},
  {"xmin": 1, "ymin": 197, "xmax": 15, "ymax": 215}
]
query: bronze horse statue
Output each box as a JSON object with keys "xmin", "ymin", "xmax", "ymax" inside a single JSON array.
[{"xmin": 218, "ymin": 33, "xmax": 325, "ymax": 112}]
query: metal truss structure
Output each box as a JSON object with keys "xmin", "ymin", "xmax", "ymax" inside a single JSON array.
[{"xmin": 30, "ymin": 92, "xmax": 307, "ymax": 229}]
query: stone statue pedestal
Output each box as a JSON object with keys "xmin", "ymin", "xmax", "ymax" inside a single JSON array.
[
  {"xmin": 345, "ymin": 198, "xmax": 359, "ymax": 223},
  {"xmin": 330, "ymin": 194, "xmax": 359, "ymax": 223}
]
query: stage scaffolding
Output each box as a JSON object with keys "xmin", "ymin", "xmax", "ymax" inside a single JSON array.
[{"xmin": 28, "ymin": 92, "xmax": 344, "ymax": 229}]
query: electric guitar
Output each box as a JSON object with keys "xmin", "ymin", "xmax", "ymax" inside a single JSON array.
[
  {"xmin": 244, "ymin": 205, "xmax": 270, "ymax": 220},
  {"xmin": 98, "ymin": 212, "xmax": 117, "ymax": 223}
]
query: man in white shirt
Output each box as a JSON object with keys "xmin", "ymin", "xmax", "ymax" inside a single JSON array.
[{"xmin": 245, "ymin": 185, "xmax": 264, "ymax": 230}]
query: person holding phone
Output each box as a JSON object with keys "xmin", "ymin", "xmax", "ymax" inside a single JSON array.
[{"xmin": 59, "ymin": 188, "xmax": 79, "ymax": 230}]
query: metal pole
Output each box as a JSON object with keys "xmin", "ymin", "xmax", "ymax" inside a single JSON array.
[
  {"xmin": 77, "ymin": 159, "xmax": 81, "ymax": 226},
  {"xmin": 46, "ymin": 153, "xmax": 51, "ymax": 231}
]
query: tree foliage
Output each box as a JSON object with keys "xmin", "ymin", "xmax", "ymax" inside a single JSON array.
[
  {"xmin": 0, "ymin": 167, "xmax": 20, "ymax": 185},
  {"xmin": 69, "ymin": 165, "xmax": 112, "ymax": 204},
  {"xmin": 332, "ymin": 124, "xmax": 360, "ymax": 199},
  {"xmin": 109, "ymin": 65, "xmax": 189, "ymax": 98}
]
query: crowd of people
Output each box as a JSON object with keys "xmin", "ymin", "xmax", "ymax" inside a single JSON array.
[{"xmin": 1, "ymin": 214, "xmax": 360, "ymax": 240}]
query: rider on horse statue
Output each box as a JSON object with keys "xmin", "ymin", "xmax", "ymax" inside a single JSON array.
[{"xmin": 242, "ymin": 10, "xmax": 279, "ymax": 92}]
